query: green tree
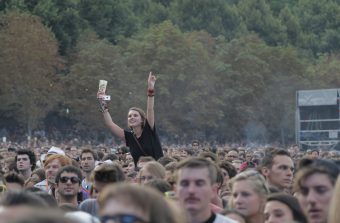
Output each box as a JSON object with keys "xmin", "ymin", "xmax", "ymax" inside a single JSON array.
[
  {"xmin": 79, "ymin": 0, "xmax": 139, "ymax": 44},
  {"xmin": 237, "ymin": 0, "xmax": 287, "ymax": 45},
  {"xmin": 121, "ymin": 21, "xmax": 224, "ymax": 141},
  {"xmin": 268, "ymin": 0, "xmax": 297, "ymax": 16},
  {"xmin": 169, "ymin": 0, "xmax": 242, "ymax": 40},
  {"xmin": 214, "ymin": 35, "xmax": 269, "ymax": 141},
  {"xmin": 293, "ymin": 0, "xmax": 340, "ymax": 54},
  {"xmin": 63, "ymin": 31, "xmax": 131, "ymax": 135},
  {"xmin": 252, "ymin": 46, "xmax": 310, "ymax": 143},
  {"xmin": 214, "ymin": 35, "xmax": 309, "ymax": 142},
  {"xmin": 279, "ymin": 6, "xmax": 300, "ymax": 45},
  {"xmin": 29, "ymin": 0, "xmax": 84, "ymax": 54},
  {"xmin": 131, "ymin": 0, "xmax": 170, "ymax": 27},
  {"xmin": 0, "ymin": 0, "xmax": 84, "ymax": 55},
  {"xmin": 0, "ymin": 0, "xmax": 27, "ymax": 12},
  {"xmin": 0, "ymin": 11, "xmax": 62, "ymax": 136},
  {"xmin": 307, "ymin": 54, "xmax": 340, "ymax": 88}
]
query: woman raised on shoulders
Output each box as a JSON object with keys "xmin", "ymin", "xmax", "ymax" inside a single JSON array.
[{"xmin": 97, "ymin": 72, "xmax": 163, "ymax": 167}]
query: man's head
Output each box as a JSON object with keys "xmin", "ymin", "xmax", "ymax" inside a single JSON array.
[
  {"xmin": 15, "ymin": 149, "xmax": 36, "ymax": 172},
  {"xmin": 261, "ymin": 149, "xmax": 294, "ymax": 191},
  {"xmin": 191, "ymin": 140, "xmax": 200, "ymax": 149},
  {"xmin": 55, "ymin": 165, "xmax": 82, "ymax": 201},
  {"xmin": 179, "ymin": 149, "xmax": 189, "ymax": 159},
  {"xmin": 294, "ymin": 159, "xmax": 339, "ymax": 223},
  {"xmin": 0, "ymin": 191, "xmax": 48, "ymax": 223},
  {"xmin": 238, "ymin": 147, "xmax": 245, "ymax": 156},
  {"xmin": 245, "ymin": 152, "xmax": 253, "ymax": 162},
  {"xmin": 175, "ymin": 157, "xmax": 217, "ymax": 217},
  {"xmin": 80, "ymin": 149, "xmax": 98, "ymax": 174},
  {"xmin": 44, "ymin": 155, "xmax": 72, "ymax": 184},
  {"xmin": 288, "ymin": 144, "xmax": 300, "ymax": 157},
  {"xmin": 310, "ymin": 150, "xmax": 319, "ymax": 160},
  {"xmin": 69, "ymin": 146, "xmax": 78, "ymax": 159},
  {"xmin": 232, "ymin": 160, "xmax": 243, "ymax": 173},
  {"xmin": 92, "ymin": 163, "xmax": 125, "ymax": 195},
  {"xmin": 226, "ymin": 149, "xmax": 239, "ymax": 162},
  {"xmin": 7, "ymin": 147, "xmax": 16, "ymax": 157},
  {"xmin": 4, "ymin": 173, "xmax": 25, "ymax": 191}
]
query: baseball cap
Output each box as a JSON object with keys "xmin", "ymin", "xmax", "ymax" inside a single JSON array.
[{"xmin": 47, "ymin": 146, "xmax": 65, "ymax": 155}]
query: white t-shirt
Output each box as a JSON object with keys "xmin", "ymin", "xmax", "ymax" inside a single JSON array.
[{"xmin": 214, "ymin": 214, "xmax": 239, "ymax": 223}]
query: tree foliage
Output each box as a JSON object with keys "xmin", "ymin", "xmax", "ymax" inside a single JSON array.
[
  {"xmin": 0, "ymin": 0, "xmax": 84, "ymax": 54},
  {"xmin": 169, "ymin": 0, "xmax": 242, "ymax": 40},
  {"xmin": 79, "ymin": 0, "xmax": 139, "ymax": 44},
  {"xmin": 293, "ymin": 0, "xmax": 340, "ymax": 54},
  {"xmin": 237, "ymin": 0, "xmax": 287, "ymax": 45},
  {"xmin": 0, "ymin": 11, "xmax": 62, "ymax": 135},
  {"xmin": 62, "ymin": 31, "xmax": 131, "ymax": 133},
  {"xmin": 1, "ymin": 1, "xmax": 340, "ymax": 144}
]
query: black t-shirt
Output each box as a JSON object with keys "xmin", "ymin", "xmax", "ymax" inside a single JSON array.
[
  {"xmin": 204, "ymin": 213, "xmax": 216, "ymax": 223},
  {"xmin": 124, "ymin": 121, "xmax": 163, "ymax": 166}
]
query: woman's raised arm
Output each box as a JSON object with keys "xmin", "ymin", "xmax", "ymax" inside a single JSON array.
[
  {"xmin": 146, "ymin": 72, "xmax": 156, "ymax": 130},
  {"xmin": 98, "ymin": 93, "xmax": 125, "ymax": 140}
]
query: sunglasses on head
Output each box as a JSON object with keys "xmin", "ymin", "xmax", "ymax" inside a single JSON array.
[
  {"xmin": 101, "ymin": 214, "xmax": 147, "ymax": 223},
  {"xmin": 59, "ymin": 176, "xmax": 80, "ymax": 184}
]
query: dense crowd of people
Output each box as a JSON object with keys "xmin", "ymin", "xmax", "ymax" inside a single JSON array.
[
  {"xmin": 0, "ymin": 72, "xmax": 340, "ymax": 223},
  {"xmin": 0, "ymin": 139, "xmax": 340, "ymax": 223}
]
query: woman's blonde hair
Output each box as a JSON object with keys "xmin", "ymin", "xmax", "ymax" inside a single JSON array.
[
  {"xmin": 138, "ymin": 161, "xmax": 166, "ymax": 183},
  {"xmin": 229, "ymin": 170, "xmax": 269, "ymax": 209},
  {"xmin": 98, "ymin": 183, "xmax": 184, "ymax": 223}
]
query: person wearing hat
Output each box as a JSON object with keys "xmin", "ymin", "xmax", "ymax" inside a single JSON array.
[{"xmin": 47, "ymin": 146, "xmax": 65, "ymax": 156}]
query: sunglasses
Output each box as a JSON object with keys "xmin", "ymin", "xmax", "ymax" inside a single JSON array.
[
  {"xmin": 59, "ymin": 176, "xmax": 80, "ymax": 184},
  {"xmin": 101, "ymin": 214, "xmax": 148, "ymax": 223}
]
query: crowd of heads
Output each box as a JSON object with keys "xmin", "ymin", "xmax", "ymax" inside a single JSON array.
[{"xmin": 0, "ymin": 140, "xmax": 340, "ymax": 223}]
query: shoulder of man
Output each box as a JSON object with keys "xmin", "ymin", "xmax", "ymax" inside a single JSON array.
[{"xmin": 214, "ymin": 214, "xmax": 238, "ymax": 223}]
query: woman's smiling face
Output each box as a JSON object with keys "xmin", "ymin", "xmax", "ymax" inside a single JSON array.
[{"xmin": 127, "ymin": 110, "xmax": 143, "ymax": 128}]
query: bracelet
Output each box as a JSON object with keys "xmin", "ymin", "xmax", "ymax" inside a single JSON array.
[
  {"xmin": 98, "ymin": 99, "xmax": 109, "ymax": 113},
  {"xmin": 147, "ymin": 89, "xmax": 155, "ymax": 97}
]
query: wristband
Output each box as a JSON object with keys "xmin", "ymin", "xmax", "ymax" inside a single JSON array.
[
  {"xmin": 98, "ymin": 99, "xmax": 108, "ymax": 113},
  {"xmin": 147, "ymin": 89, "xmax": 155, "ymax": 97}
]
